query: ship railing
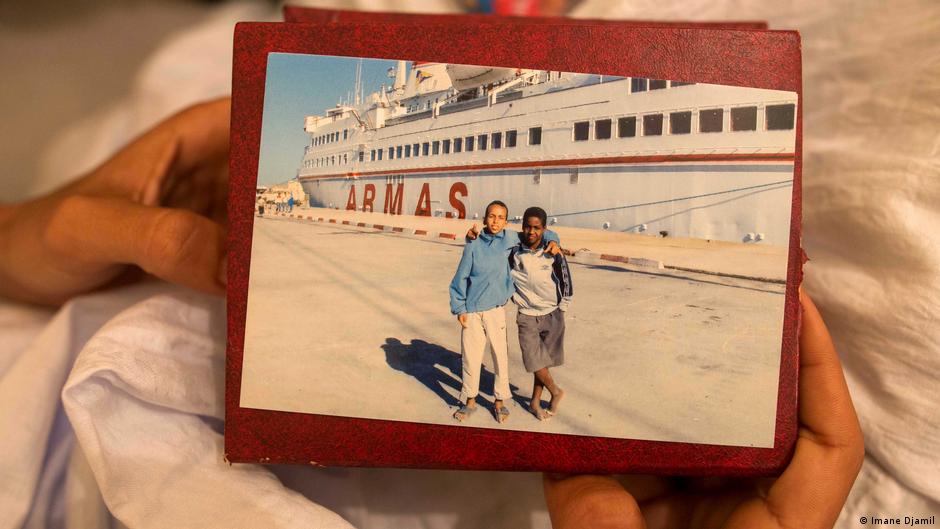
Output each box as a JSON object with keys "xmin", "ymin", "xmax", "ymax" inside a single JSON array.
[{"xmin": 487, "ymin": 70, "xmax": 540, "ymax": 106}]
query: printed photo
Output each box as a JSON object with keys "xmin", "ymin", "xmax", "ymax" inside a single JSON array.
[{"xmin": 241, "ymin": 52, "xmax": 797, "ymax": 447}]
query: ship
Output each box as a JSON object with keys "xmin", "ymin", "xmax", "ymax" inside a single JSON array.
[{"xmin": 296, "ymin": 60, "xmax": 797, "ymax": 246}]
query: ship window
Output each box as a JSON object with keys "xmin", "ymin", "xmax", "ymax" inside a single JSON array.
[
  {"xmin": 631, "ymin": 78, "xmax": 648, "ymax": 93},
  {"xmin": 377, "ymin": 149, "xmax": 383, "ymax": 161},
  {"xmin": 405, "ymin": 144, "xmax": 412, "ymax": 158},
  {"xmin": 643, "ymin": 114, "xmax": 663, "ymax": 136},
  {"xmin": 397, "ymin": 145, "xmax": 403, "ymax": 158},
  {"xmin": 573, "ymin": 121, "xmax": 590, "ymax": 141},
  {"xmin": 432, "ymin": 141, "xmax": 440, "ymax": 155},
  {"xmin": 443, "ymin": 139, "xmax": 451, "ymax": 154},
  {"xmin": 358, "ymin": 151, "xmax": 363, "ymax": 162},
  {"xmin": 388, "ymin": 147, "xmax": 394, "ymax": 160},
  {"xmin": 492, "ymin": 132, "xmax": 502, "ymax": 149},
  {"xmin": 478, "ymin": 134, "xmax": 487, "ymax": 151},
  {"xmin": 332, "ymin": 155, "xmax": 335, "ymax": 165},
  {"xmin": 671, "ymin": 80, "xmax": 693, "ymax": 87},
  {"xmin": 370, "ymin": 150, "xmax": 375, "ymax": 161},
  {"xmin": 617, "ymin": 116, "xmax": 636, "ymax": 138},
  {"xmin": 343, "ymin": 129, "xmax": 348, "ymax": 140},
  {"xmin": 413, "ymin": 143, "xmax": 420, "ymax": 157},
  {"xmin": 529, "ymin": 126, "xmax": 542, "ymax": 145},
  {"xmin": 670, "ymin": 111, "xmax": 692, "ymax": 134},
  {"xmin": 506, "ymin": 130, "xmax": 517, "ymax": 147},
  {"xmin": 650, "ymin": 79, "xmax": 667, "ymax": 90},
  {"xmin": 344, "ymin": 154, "xmax": 348, "ymax": 164},
  {"xmin": 466, "ymin": 136, "xmax": 475, "ymax": 152},
  {"xmin": 454, "ymin": 137, "xmax": 463, "ymax": 153},
  {"xmin": 766, "ymin": 103, "xmax": 795, "ymax": 130},
  {"xmin": 731, "ymin": 106, "xmax": 758, "ymax": 131},
  {"xmin": 423, "ymin": 142, "xmax": 430, "ymax": 156},
  {"xmin": 595, "ymin": 119, "xmax": 612, "ymax": 140},
  {"xmin": 699, "ymin": 108, "xmax": 723, "ymax": 133}
]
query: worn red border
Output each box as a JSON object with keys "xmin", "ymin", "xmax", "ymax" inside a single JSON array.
[{"xmin": 226, "ymin": 13, "xmax": 802, "ymax": 475}]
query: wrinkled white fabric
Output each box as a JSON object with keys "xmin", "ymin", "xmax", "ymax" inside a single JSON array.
[{"xmin": 2, "ymin": 0, "xmax": 939, "ymax": 527}]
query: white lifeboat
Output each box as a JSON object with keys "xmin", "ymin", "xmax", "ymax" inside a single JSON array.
[{"xmin": 445, "ymin": 64, "xmax": 524, "ymax": 91}]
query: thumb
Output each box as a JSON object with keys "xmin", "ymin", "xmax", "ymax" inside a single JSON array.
[{"xmin": 543, "ymin": 474, "xmax": 647, "ymax": 529}]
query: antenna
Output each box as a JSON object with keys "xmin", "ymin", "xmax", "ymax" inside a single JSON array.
[{"xmin": 354, "ymin": 58, "xmax": 362, "ymax": 106}]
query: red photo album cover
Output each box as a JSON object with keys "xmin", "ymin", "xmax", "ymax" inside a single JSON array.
[{"xmin": 225, "ymin": 9, "xmax": 802, "ymax": 476}]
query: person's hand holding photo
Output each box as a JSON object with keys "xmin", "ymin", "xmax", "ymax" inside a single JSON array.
[
  {"xmin": 0, "ymin": 98, "xmax": 230, "ymax": 306},
  {"xmin": 543, "ymin": 290, "xmax": 864, "ymax": 529}
]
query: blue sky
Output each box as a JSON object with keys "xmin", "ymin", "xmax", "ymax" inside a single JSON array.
[{"xmin": 256, "ymin": 53, "xmax": 398, "ymax": 187}]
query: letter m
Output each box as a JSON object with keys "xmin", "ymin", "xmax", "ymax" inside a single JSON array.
[{"xmin": 383, "ymin": 183, "xmax": 404, "ymax": 215}]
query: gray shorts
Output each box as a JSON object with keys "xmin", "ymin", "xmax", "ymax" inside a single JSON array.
[{"xmin": 516, "ymin": 308, "xmax": 565, "ymax": 373}]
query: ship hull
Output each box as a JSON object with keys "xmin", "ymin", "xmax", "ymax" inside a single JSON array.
[{"xmin": 299, "ymin": 158, "xmax": 794, "ymax": 246}]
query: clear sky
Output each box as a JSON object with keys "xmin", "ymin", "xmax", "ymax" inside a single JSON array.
[{"xmin": 256, "ymin": 53, "xmax": 398, "ymax": 187}]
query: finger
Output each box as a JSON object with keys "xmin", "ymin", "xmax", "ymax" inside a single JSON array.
[
  {"xmin": 73, "ymin": 98, "xmax": 231, "ymax": 205},
  {"xmin": 794, "ymin": 290, "xmax": 863, "ymax": 449},
  {"xmin": 45, "ymin": 195, "xmax": 226, "ymax": 296},
  {"xmin": 543, "ymin": 474, "xmax": 647, "ymax": 529},
  {"xmin": 164, "ymin": 97, "xmax": 231, "ymax": 176},
  {"xmin": 731, "ymin": 291, "xmax": 863, "ymax": 529}
]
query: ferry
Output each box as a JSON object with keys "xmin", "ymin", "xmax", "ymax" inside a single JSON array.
[{"xmin": 296, "ymin": 61, "xmax": 797, "ymax": 246}]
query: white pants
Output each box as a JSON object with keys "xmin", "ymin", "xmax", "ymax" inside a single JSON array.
[{"xmin": 459, "ymin": 306, "xmax": 512, "ymax": 402}]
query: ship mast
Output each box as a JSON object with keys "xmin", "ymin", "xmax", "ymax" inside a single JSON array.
[{"xmin": 354, "ymin": 58, "xmax": 362, "ymax": 106}]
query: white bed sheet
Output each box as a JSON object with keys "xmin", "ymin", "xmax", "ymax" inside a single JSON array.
[{"xmin": 2, "ymin": 0, "xmax": 938, "ymax": 527}]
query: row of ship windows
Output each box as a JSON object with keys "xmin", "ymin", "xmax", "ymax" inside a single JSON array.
[
  {"xmin": 302, "ymin": 103, "xmax": 795, "ymax": 169},
  {"xmin": 313, "ymin": 128, "xmax": 349, "ymax": 147},
  {"xmin": 368, "ymin": 129, "xmax": 527, "ymax": 163},
  {"xmin": 575, "ymin": 103, "xmax": 796, "ymax": 141}
]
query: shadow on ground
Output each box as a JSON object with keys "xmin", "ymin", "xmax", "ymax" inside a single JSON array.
[{"xmin": 382, "ymin": 338, "xmax": 527, "ymax": 418}]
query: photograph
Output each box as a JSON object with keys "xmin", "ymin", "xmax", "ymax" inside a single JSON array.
[{"xmin": 240, "ymin": 52, "xmax": 798, "ymax": 448}]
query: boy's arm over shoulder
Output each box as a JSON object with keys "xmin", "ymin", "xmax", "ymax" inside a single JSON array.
[{"xmin": 543, "ymin": 229, "xmax": 560, "ymax": 245}]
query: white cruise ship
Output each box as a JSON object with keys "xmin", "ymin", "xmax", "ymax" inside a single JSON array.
[{"xmin": 297, "ymin": 60, "xmax": 797, "ymax": 246}]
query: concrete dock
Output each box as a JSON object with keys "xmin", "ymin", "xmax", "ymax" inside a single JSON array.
[{"xmin": 240, "ymin": 209, "xmax": 787, "ymax": 447}]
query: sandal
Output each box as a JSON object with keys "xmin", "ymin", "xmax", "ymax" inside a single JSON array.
[
  {"xmin": 495, "ymin": 404, "xmax": 511, "ymax": 423},
  {"xmin": 453, "ymin": 405, "xmax": 476, "ymax": 422}
]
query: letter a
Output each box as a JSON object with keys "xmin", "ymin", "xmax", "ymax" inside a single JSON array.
[
  {"xmin": 345, "ymin": 185, "xmax": 357, "ymax": 211},
  {"xmin": 414, "ymin": 182, "xmax": 431, "ymax": 216}
]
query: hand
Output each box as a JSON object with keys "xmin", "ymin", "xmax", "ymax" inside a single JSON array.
[
  {"xmin": 0, "ymin": 98, "xmax": 230, "ymax": 306},
  {"xmin": 457, "ymin": 313, "xmax": 469, "ymax": 328},
  {"xmin": 545, "ymin": 240, "xmax": 562, "ymax": 256},
  {"xmin": 543, "ymin": 290, "xmax": 864, "ymax": 529},
  {"xmin": 466, "ymin": 223, "xmax": 480, "ymax": 241}
]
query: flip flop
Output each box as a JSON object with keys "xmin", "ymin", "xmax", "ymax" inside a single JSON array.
[
  {"xmin": 495, "ymin": 405, "xmax": 511, "ymax": 423},
  {"xmin": 453, "ymin": 405, "xmax": 476, "ymax": 422}
]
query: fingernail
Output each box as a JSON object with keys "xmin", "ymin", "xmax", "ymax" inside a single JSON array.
[{"xmin": 217, "ymin": 256, "xmax": 228, "ymax": 287}]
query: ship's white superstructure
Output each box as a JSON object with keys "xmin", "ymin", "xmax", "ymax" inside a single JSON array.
[{"xmin": 296, "ymin": 61, "xmax": 797, "ymax": 245}]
